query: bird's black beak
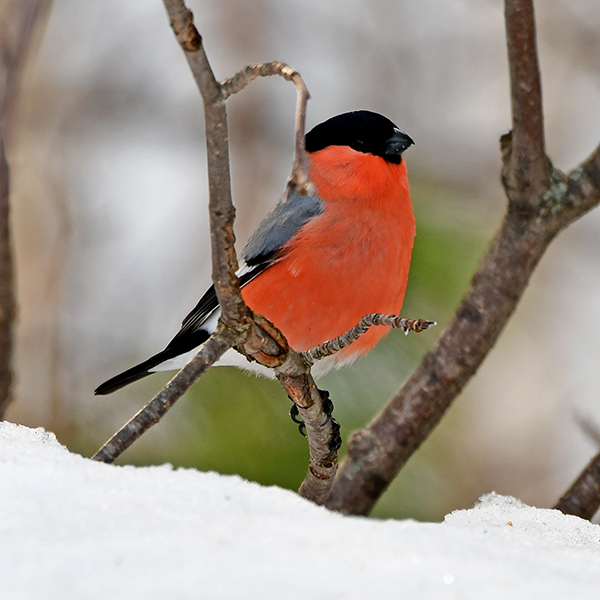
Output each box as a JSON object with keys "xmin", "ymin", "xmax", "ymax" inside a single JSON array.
[{"xmin": 385, "ymin": 129, "xmax": 414, "ymax": 161}]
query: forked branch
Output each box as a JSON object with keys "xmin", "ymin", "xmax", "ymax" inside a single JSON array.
[
  {"xmin": 325, "ymin": 0, "xmax": 600, "ymax": 516},
  {"xmin": 94, "ymin": 0, "xmax": 339, "ymax": 505}
]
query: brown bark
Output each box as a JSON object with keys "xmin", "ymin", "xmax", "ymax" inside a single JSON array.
[
  {"xmin": 163, "ymin": 1, "xmax": 339, "ymax": 503},
  {"xmin": 0, "ymin": 141, "xmax": 13, "ymax": 418},
  {"xmin": 94, "ymin": 1, "xmax": 339, "ymax": 505},
  {"xmin": 555, "ymin": 450, "xmax": 600, "ymax": 520},
  {"xmin": 0, "ymin": 0, "xmax": 52, "ymax": 417},
  {"xmin": 325, "ymin": 0, "xmax": 600, "ymax": 515}
]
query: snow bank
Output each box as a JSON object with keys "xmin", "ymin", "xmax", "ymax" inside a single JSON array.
[{"xmin": 1, "ymin": 421, "xmax": 599, "ymax": 599}]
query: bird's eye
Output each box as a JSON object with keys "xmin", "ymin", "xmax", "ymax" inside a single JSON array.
[{"xmin": 352, "ymin": 139, "xmax": 365, "ymax": 150}]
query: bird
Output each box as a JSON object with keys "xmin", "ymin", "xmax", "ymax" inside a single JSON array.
[{"xmin": 95, "ymin": 110, "xmax": 415, "ymax": 395}]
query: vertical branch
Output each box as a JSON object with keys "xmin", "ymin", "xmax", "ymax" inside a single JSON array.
[
  {"xmin": 164, "ymin": 0, "xmax": 247, "ymax": 327},
  {"xmin": 287, "ymin": 72, "xmax": 314, "ymax": 196},
  {"xmin": 0, "ymin": 140, "xmax": 12, "ymax": 418},
  {"xmin": 275, "ymin": 351, "xmax": 339, "ymax": 505},
  {"xmin": 503, "ymin": 0, "xmax": 550, "ymax": 207},
  {"xmin": 0, "ymin": 0, "xmax": 52, "ymax": 417}
]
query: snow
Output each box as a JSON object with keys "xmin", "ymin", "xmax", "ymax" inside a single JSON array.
[{"xmin": 1, "ymin": 422, "xmax": 599, "ymax": 599}]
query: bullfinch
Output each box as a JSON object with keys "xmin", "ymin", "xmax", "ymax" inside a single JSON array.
[{"xmin": 95, "ymin": 110, "xmax": 415, "ymax": 395}]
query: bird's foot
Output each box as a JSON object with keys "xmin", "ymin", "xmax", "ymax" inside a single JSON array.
[
  {"xmin": 289, "ymin": 403, "xmax": 306, "ymax": 437},
  {"xmin": 318, "ymin": 388, "xmax": 342, "ymax": 455},
  {"xmin": 289, "ymin": 389, "xmax": 341, "ymax": 453}
]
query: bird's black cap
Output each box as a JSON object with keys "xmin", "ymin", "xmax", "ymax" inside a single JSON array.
[{"xmin": 305, "ymin": 110, "xmax": 413, "ymax": 164}]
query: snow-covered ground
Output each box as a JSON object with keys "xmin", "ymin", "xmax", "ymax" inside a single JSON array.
[{"xmin": 1, "ymin": 421, "xmax": 599, "ymax": 599}]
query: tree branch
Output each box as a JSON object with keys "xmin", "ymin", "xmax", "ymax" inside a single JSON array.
[
  {"xmin": 325, "ymin": 0, "xmax": 600, "ymax": 515},
  {"xmin": 221, "ymin": 61, "xmax": 314, "ymax": 197},
  {"xmin": 554, "ymin": 450, "xmax": 600, "ymax": 520},
  {"xmin": 0, "ymin": 140, "xmax": 12, "ymax": 419},
  {"xmin": 92, "ymin": 0, "xmax": 339, "ymax": 504},
  {"xmin": 574, "ymin": 411, "xmax": 600, "ymax": 448},
  {"xmin": 564, "ymin": 143, "xmax": 600, "ymax": 218},
  {"xmin": 275, "ymin": 351, "xmax": 340, "ymax": 504},
  {"xmin": 165, "ymin": 0, "xmax": 246, "ymax": 326},
  {"xmin": 503, "ymin": 0, "xmax": 550, "ymax": 210},
  {"xmin": 553, "ymin": 412, "xmax": 600, "ymax": 520},
  {"xmin": 0, "ymin": 0, "xmax": 51, "ymax": 418},
  {"xmin": 92, "ymin": 329, "xmax": 234, "ymax": 463}
]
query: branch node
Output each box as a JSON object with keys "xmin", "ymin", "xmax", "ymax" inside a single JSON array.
[{"xmin": 169, "ymin": 6, "xmax": 202, "ymax": 52}]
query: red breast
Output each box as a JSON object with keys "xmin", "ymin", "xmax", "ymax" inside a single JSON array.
[{"xmin": 242, "ymin": 145, "xmax": 415, "ymax": 365}]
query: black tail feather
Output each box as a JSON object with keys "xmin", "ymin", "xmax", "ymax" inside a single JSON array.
[
  {"xmin": 95, "ymin": 329, "xmax": 211, "ymax": 395},
  {"xmin": 94, "ymin": 352, "xmax": 167, "ymax": 395},
  {"xmin": 94, "ymin": 368, "xmax": 152, "ymax": 396}
]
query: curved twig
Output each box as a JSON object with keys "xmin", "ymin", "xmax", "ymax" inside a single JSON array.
[{"xmin": 221, "ymin": 61, "xmax": 314, "ymax": 198}]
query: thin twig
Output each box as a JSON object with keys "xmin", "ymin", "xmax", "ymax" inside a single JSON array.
[
  {"xmin": 573, "ymin": 411, "xmax": 600, "ymax": 448},
  {"xmin": 221, "ymin": 61, "xmax": 314, "ymax": 197},
  {"xmin": 220, "ymin": 61, "xmax": 299, "ymax": 98},
  {"xmin": 0, "ymin": 141, "xmax": 12, "ymax": 419},
  {"xmin": 92, "ymin": 330, "xmax": 234, "ymax": 463},
  {"xmin": 302, "ymin": 314, "xmax": 436, "ymax": 366}
]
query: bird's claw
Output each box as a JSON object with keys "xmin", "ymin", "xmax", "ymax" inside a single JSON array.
[
  {"xmin": 327, "ymin": 416, "xmax": 342, "ymax": 456},
  {"xmin": 289, "ymin": 403, "xmax": 307, "ymax": 437},
  {"xmin": 289, "ymin": 389, "xmax": 341, "ymax": 451},
  {"xmin": 315, "ymin": 388, "xmax": 341, "ymax": 456}
]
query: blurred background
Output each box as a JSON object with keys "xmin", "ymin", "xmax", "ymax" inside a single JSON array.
[{"xmin": 4, "ymin": 0, "xmax": 600, "ymax": 521}]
